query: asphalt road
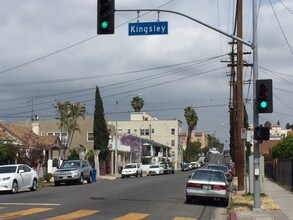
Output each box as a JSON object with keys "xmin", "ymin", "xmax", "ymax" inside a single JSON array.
[{"xmin": 0, "ymin": 168, "xmax": 228, "ymax": 220}]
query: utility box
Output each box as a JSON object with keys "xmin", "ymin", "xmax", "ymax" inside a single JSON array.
[{"xmin": 249, "ymin": 156, "xmax": 265, "ymax": 194}]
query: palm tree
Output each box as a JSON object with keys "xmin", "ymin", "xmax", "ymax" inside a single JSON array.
[
  {"xmin": 131, "ymin": 96, "xmax": 144, "ymax": 112},
  {"xmin": 184, "ymin": 106, "xmax": 198, "ymax": 162},
  {"xmin": 54, "ymin": 100, "xmax": 86, "ymax": 158}
]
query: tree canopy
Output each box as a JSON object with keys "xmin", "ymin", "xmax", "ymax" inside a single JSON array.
[
  {"xmin": 131, "ymin": 96, "xmax": 144, "ymax": 112},
  {"xmin": 272, "ymin": 136, "xmax": 293, "ymax": 159}
]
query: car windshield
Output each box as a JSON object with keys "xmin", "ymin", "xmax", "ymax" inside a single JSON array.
[
  {"xmin": 192, "ymin": 170, "xmax": 225, "ymax": 182},
  {"xmin": 207, "ymin": 165, "xmax": 228, "ymax": 173},
  {"xmin": 60, "ymin": 161, "xmax": 81, "ymax": 169},
  {"xmin": 0, "ymin": 166, "xmax": 17, "ymax": 173},
  {"xmin": 149, "ymin": 165, "xmax": 159, "ymax": 168},
  {"xmin": 124, "ymin": 164, "xmax": 136, "ymax": 169}
]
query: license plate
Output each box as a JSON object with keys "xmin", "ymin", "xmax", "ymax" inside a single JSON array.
[{"xmin": 203, "ymin": 185, "xmax": 211, "ymax": 190}]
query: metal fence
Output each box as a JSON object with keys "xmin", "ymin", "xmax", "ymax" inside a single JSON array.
[{"xmin": 265, "ymin": 159, "xmax": 293, "ymax": 191}]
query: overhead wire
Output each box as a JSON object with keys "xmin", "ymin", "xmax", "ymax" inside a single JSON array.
[
  {"xmin": 268, "ymin": 0, "xmax": 293, "ymax": 55},
  {"xmin": 0, "ymin": 0, "xmax": 176, "ymax": 76}
]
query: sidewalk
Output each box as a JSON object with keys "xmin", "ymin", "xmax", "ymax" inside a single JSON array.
[{"xmin": 230, "ymin": 178, "xmax": 293, "ymax": 220}]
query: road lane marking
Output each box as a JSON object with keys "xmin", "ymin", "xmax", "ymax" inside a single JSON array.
[
  {"xmin": 113, "ymin": 213, "xmax": 149, "ymax": 220},
  {"xmin": 44, "ymin": 210, "xmax": 99, "ymax": 220},
  {"xmin": 174, "ymin": 217, "xmax": 196, "ymax": 220},
  {"xmin": 0, "ymin": 208, "xmax": 53, "ymax": 219},
  {"xmin": 0, "ymin": 203, "xmax": 60, "ymax": 206}
]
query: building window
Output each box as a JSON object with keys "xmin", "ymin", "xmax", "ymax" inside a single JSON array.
[
  {"xmin": 152, "ymin": 128, "xmax": 155, "ymax": 134},
  {"xmin": 145, "ymin": 129, "xmax": 150, "ymax": 135},
  {"xmin": 128, "ymin": 129, "xmax": 131, "ymax": 134},
  {"xmin": 171, "ymin": 140, "xmax": 175, "ymax": 146},
  {"xmin": 47, "ymin": 132, "xmax": 54, "ymax": 136},
  {"xmin": 87, "ymin": 133, "xmax": 94, "ymax": 142},
  {"xmin": 41, "ymin": 132, "xmax": 45, "ymax": 136},
  {"xmin": 171, "ymin": 128, "xmax": 175, "ymax": 135},
  {"xmin": 140, "ymin": 129, "xmax": 145, "ymax": 136}
]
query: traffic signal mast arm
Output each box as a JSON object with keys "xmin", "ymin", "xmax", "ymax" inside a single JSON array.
[{"xmin": 116, "ymin": 9, "xmax": 252, "ymax": 48}]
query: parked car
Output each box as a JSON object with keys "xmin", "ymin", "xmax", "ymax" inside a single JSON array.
[
  {"xmin": 53, "ymin": 160, "xmax": 93, "ymax": 186},
  {"xmin": 167, "ymin": 163, "xmax": 175, "ymax": 174},
  {"xmin": 204, "ymin": 156, "xmax": 211, "ymax": 162},
  {"xmin": 190, "ymin": 162, "xmax": 201, "ymax": 169},
  {"xmin": 185, "ymin": 169, "xmax": 229, "ymax": 206},
  {"xmin": 0, "ymin": 164, "xmax": 38, "ymax": 194},
  {"xmin": 147, "ymin": 164, "xmax": 164, "ymax": 176},
  {"xmin": 181, "ymin": 163, "xmax": 192, "ymax": 171},
  {"xmin": 206, "ymin": 164, "xmax": 232, "ymax": 182},
  {"xmin": 161, "ymin": 163, "xmax": 175, "ymax": 174},
  {"xmin": 121, "ymin": 163, "xmax": 143, "ymax": 178}
]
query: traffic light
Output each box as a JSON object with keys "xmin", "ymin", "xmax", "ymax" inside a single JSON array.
[
  {"xmin": 254, "ymin": 126, "xmax": 270, "ymax": 142},
  {"xmin": 256, "ymin": 79, "xmax": 273, "ymax": 113},
  {"xmin": 97, "ymin": 0, "xmax": 115, "ymax": 35}
]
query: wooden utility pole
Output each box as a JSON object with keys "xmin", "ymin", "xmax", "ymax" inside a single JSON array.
[{"xmin": 235, "ymin": 0, "xmax": 244, "ymax": 190}]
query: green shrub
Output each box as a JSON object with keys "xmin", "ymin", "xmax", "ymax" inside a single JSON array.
[{"xmin": 43, "ymin": 173, "xmax": 53, "ymax": 182}]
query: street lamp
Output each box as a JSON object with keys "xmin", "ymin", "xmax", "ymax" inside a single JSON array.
[{"xmin": 114, "ymin": 93, "xmax": 142, "ymax": 176}]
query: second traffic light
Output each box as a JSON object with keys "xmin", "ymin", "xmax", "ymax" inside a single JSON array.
[
  {"xmin": 97, "ymin": 0, "xmax": 115, "ymax": 35},
  {"xmin": 256, "ymin": 79, "xmax": 273, "ymax": 113}
]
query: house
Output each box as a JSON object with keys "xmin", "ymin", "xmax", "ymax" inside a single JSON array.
[{"xmin": 0, "ymin": 122, "xmax": 62, "ymax": 176}]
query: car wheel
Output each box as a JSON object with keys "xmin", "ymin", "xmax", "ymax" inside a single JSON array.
[
  {"xmin": 135, "ymin": 172, "xmax": 138, "ymax": 178},
  {"xmin": 54, "ymin": 181, "xmax": 60, "ymax": 186},
  {"xmin": 140, "ymin": 172, "xmax": 143, "ymax": 177},
  {"xmin": 186, "ymin": 196, "xmax": 192, "ymax": 204},
  {"xmin": 87, "ymin": 174, "xmax": 92, "ymax": 184},
  {"xmin": 222, "ymin": 198, "xmax": 229, "ymax": 207},
  {"xmin": 121, "ymin": 175, "xmax": 124, "ymax": 178},
  {"xmin": 11, "ymin": 180, "xmax": 19, "ymax": 194},
  {"xmin": 78, "ymin": 175, "xmax": 84, "ymax": 184},
  {"xmin": 30, "ymin": 178, "xmax": 38, "ymax": 191}
]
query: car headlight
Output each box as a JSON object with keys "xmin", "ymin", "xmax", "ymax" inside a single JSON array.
[
  {"xmin": 71, "ymin": 170, "xmax": 80, "ymax": 176},
  {"xmin": 0, "ymin": 177, "xmax": 10, "ymax": 181}
]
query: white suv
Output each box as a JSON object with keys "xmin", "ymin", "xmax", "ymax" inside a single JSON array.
[{"xmin": 121, "ymin": 163, "xmax": 143, "ymax": 178}]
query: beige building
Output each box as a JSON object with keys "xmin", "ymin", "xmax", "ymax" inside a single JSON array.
[
  {"xmin": 108, "ymin": 112, "xmax": 183, "ymax": 170},
  {"xmin": 180, "ymin": 132, "xmax": 208, "ymax": 150}
]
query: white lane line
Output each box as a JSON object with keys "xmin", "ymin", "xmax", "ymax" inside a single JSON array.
[{"xmin": 0, "ymin": 203, "xmax": 60, "ymax": 206}]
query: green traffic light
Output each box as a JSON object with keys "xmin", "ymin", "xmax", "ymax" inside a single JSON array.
[
  {"xmin": 101, "ymin": 20, "xmax": 109, "ymax": 29},
  {"xmin": 260, "ymin": 100, "xmax": 268, "ymax": 108}
]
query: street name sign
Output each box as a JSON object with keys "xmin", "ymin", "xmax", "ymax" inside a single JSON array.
[{"xmin": 128, "ymin": 21, "xmax": 168, "ymax": 36}]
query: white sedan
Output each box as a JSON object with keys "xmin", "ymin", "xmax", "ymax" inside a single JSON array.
[
  {"xmin": 147, "ymin": 164, "xmax": 164, "ymax": 176},
  {"xmin": 0, "ymin": 164, "xmax": 38, "ymax": 193}
]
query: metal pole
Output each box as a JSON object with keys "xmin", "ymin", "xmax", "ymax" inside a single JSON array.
[
  {"xmin": 243, "ymin": 138, "xmax": 247, "ymax": 194},
  {"xmin": 139, "ymin": 128, "xmax": 142, "ymax": 163},
  {"xmin": 116, "ymin": 9, "xmax": 252, "ymax": 47},
  {"xmin": 252, "ymin": 0, "xmax": 261, "ymax": 211},
  {"xmin": 115, "ymin": 100, "xmax": 118, "ymax": 176}
]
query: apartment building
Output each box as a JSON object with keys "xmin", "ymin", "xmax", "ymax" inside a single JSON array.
[
  {"xmin": 180, "ymin": 132, "xmax": 208, "ymax": 150},
  {"xmin": 108, "ymin": 112, "xmax": 183, "ymax": 170}
]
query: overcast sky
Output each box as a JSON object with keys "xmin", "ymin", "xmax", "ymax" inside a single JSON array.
[{"xmin": 0, "ymin": 0, "xmax": 292, "ymax": 146}]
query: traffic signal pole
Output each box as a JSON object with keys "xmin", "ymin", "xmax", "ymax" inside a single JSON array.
[
  {"xmin": 116, "ymin": 9, "xmax": 252, "ymax": 47},
  {"xmin": 252, "ymin": 0, "xmax": 261, "ymax": 211}
]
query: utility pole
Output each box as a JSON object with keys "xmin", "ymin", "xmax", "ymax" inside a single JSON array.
[{"xmin": 235, "ymin": 0, "xmax": 244, "ymax": 191}]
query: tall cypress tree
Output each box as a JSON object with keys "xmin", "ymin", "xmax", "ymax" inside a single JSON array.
[{"xmin": 93, "ymin": 86, "xmax": 109, "ymax": 162}]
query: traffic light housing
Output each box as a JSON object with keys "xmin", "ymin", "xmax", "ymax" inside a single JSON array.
[
  {"xmin": 97, "ymin": 0, "xmax": 115, "ymax": 35},
  {"xmin": 256, "ymin": 79, "xmax": 273, "ymax": 113},
  {"xmin": 254, "ymin": 126, "xmax": 270, "ymax": 142}
]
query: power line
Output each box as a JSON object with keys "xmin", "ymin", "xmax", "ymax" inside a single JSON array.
[
  {"xmin": 269, "ymin": 0, "xmax": 293, "ymax": 55},
  {"xmin": 0, "ymin": 0, "xmax": 176, "ymax": 76}
]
